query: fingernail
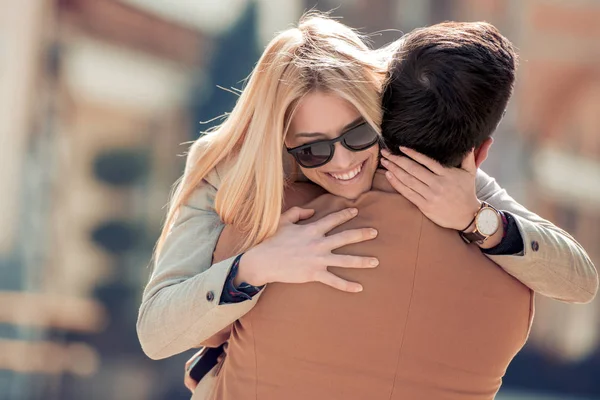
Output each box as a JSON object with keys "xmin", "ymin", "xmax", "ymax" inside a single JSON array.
[
  {"xmin": 355, "ymin": 285, "xmax": 363, "ymax": 292},
  {"xmin": 370, "ymin": 258, "xmax": 379, "ymax": 266},
  {"xmin": 350, "ymin": 208, "xmax": 358, "ymax": 215},
  {"xmin": 385, "ymin": 171, "xmax": 393, "ymax": 179},
  {"xmin": 370, "ymin": 229, "xmax": 378, "ymax": 237},
  {"xmin": 399, "ymin": 146, "xmax": 408, "ymax": 152},
  {"xmin": 381, "ymin": 159, "xmax": 389, "ymax": 166}
]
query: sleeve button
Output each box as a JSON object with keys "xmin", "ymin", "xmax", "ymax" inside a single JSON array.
[
  {"xmin": 206, "ymin": 291, "xmax": 215, "ymax": 302},
  {"xmin": 531, "ymin": 241, "xmax": 539, "ymax": 252}
]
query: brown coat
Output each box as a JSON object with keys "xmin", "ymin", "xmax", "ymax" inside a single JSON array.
[{"xmin": 207, "ymin": 171, "xmax": 534, "ymax": 400}]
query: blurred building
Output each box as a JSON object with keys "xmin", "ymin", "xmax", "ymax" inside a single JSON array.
[{"xmin": 1, "ymin": 0, "xmax": 208, "ymax": 399}]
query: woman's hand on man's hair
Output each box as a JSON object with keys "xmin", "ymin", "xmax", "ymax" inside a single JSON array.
[{"xmin": 380, "ymin": 147, "xmax": 481, "ymax": 231}]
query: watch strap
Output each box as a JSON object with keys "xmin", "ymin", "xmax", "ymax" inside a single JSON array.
[
  {"xmin": 460, "ymin": 202, "xmax": 485, "ymax": 244},
  {"xmin": 461, "ymin": 230, "xmax": 486, "ymax": 244}
]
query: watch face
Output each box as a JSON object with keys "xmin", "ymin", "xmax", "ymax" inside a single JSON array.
[{"xmin": 476, "ymin": 208, "xmax": 500, "ymax": 236}]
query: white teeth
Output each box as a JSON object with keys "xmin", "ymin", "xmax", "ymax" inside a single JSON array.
[{"xmin": 330, "ymin": 163, "xmax": 362, "ymax": 181}]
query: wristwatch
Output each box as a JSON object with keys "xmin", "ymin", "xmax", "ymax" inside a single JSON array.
[{"xmin": 460, "ymin": 202, "xmax": 502, "ymax": 244}]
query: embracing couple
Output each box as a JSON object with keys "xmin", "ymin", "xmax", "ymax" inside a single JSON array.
[{"xmin": 137, "ymin": 13, "xmax": 597, "ymax": 400}]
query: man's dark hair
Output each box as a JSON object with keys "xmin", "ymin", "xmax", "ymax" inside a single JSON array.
[{"xmin": 381, "ymin": 21, "xmax": 517, "ymax": 167}]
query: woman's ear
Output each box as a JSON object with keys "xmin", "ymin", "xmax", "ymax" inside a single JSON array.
[{"xmin": 474, "ymin": 137, "xmax": 494, "ymax": 168}]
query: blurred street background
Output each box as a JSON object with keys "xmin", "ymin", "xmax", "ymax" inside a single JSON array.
[{"xmin": 0, "ymin": 0, "xmax": 599, "ymax": 399}]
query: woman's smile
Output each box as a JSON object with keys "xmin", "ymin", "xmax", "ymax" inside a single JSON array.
[{"xmin": 325, "ymin": 159, "xmax": 367, "ymax": 184}]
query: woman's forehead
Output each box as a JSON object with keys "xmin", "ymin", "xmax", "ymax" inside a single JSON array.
[{"xmin": 289, "ymin": 91, "xmax": 362, "ymax": 138}]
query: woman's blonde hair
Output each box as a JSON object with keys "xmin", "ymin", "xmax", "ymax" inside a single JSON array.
[{"xmin": 155, "ymin": 12, "xmax": 388, "ymax": 259}]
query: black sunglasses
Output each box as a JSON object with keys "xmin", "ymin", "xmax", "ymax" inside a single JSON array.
[{"xmin": 286, "ymin": 121, "xmax": 380, "ymax": 168}]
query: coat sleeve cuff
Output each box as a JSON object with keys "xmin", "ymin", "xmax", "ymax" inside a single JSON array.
[{"xmin": 219, "ymin": 254, "xmax": 264, "ymax": 304}]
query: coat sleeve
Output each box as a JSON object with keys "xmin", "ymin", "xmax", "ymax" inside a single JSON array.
[
  {"xmin": 136, "ymin": 155, "xmax": 263, "ymax": 360},
  {"xmin": 475, "ymin": 169, "xmax": 598, "ymax": 304}
]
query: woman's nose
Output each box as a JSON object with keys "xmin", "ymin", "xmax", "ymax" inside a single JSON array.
[{"xmin": 329, "ymin": 143, "xmax": 355, "ymax": 170}]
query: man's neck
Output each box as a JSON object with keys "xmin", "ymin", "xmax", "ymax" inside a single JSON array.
[{"xmin": 370, "ymin": 168, "xmax": 397, "ymax": 193}]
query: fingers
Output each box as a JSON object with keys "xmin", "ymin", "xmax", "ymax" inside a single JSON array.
[
  {"xmin": 381, "ymin": 149, "xmax": 438, "ymax": 185},
  {"xmin": 281, "ymin": 206, "xmax": 315, "ymax": 224},
  {"xmin": 397, "ymin": 146, "xmax": 445, "ymax": 175},
  {"xmin": 184, "ymin": 352, "xmax": 201, "ymax": 393},
  {"xmin": 380, "ymin": 157, "xmax": 433, "ymax": 199},
  {"xmin": 311, "ymin": 207, "xmax": 358, "ymax": 235},
  {"xmin": 185, "ymin": 349, "xmax": 203, "ymax": 370},
  {"xmin": 314, "ymin": 270, "xmax": 363, "ymax": 293},
  {"xmin": 384, "ymin": 170, "xmax": 427, "ymax": 209},
  {"xmin": 184, "ymin": 374, "xmax": 198, "ymax": 393},
  {"xmin": 461, "ymin": 149, "xmax": 477, "ymax": 174},
  {"xmin": 327, "ymin": 254, "xmax": 379, "ymax": 269},
  {"xmin": 323, "ymin": 227, "xmax": 378, "ymax": 250}
]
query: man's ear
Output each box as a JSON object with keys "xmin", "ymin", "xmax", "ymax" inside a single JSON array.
[{"xmin": 474, "ymin": 137, "xmax": 493, "ymax": 168}]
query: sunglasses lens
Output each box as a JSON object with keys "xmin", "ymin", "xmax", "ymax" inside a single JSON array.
[
  {"xmin": 296, "ymin": 142, "xmax": 331, "ymax": 168},
  {"xmin": 344, "ymin": 123, "xmax": 379, "ymax": 150}
]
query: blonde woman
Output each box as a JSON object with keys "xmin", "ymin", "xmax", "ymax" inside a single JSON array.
[{"xmin": 137, "ymin": 13, "xmax": 597, "ymax": 376}]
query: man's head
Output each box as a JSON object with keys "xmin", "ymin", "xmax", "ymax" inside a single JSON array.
[{"xmin": 381, "ymin": 21, "xmax": 517, "ymax": 167}]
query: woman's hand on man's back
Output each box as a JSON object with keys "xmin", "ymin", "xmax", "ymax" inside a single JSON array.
[{"xmin": 236, "ymin": 207, "xmax": 379, "ymax": 293}]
